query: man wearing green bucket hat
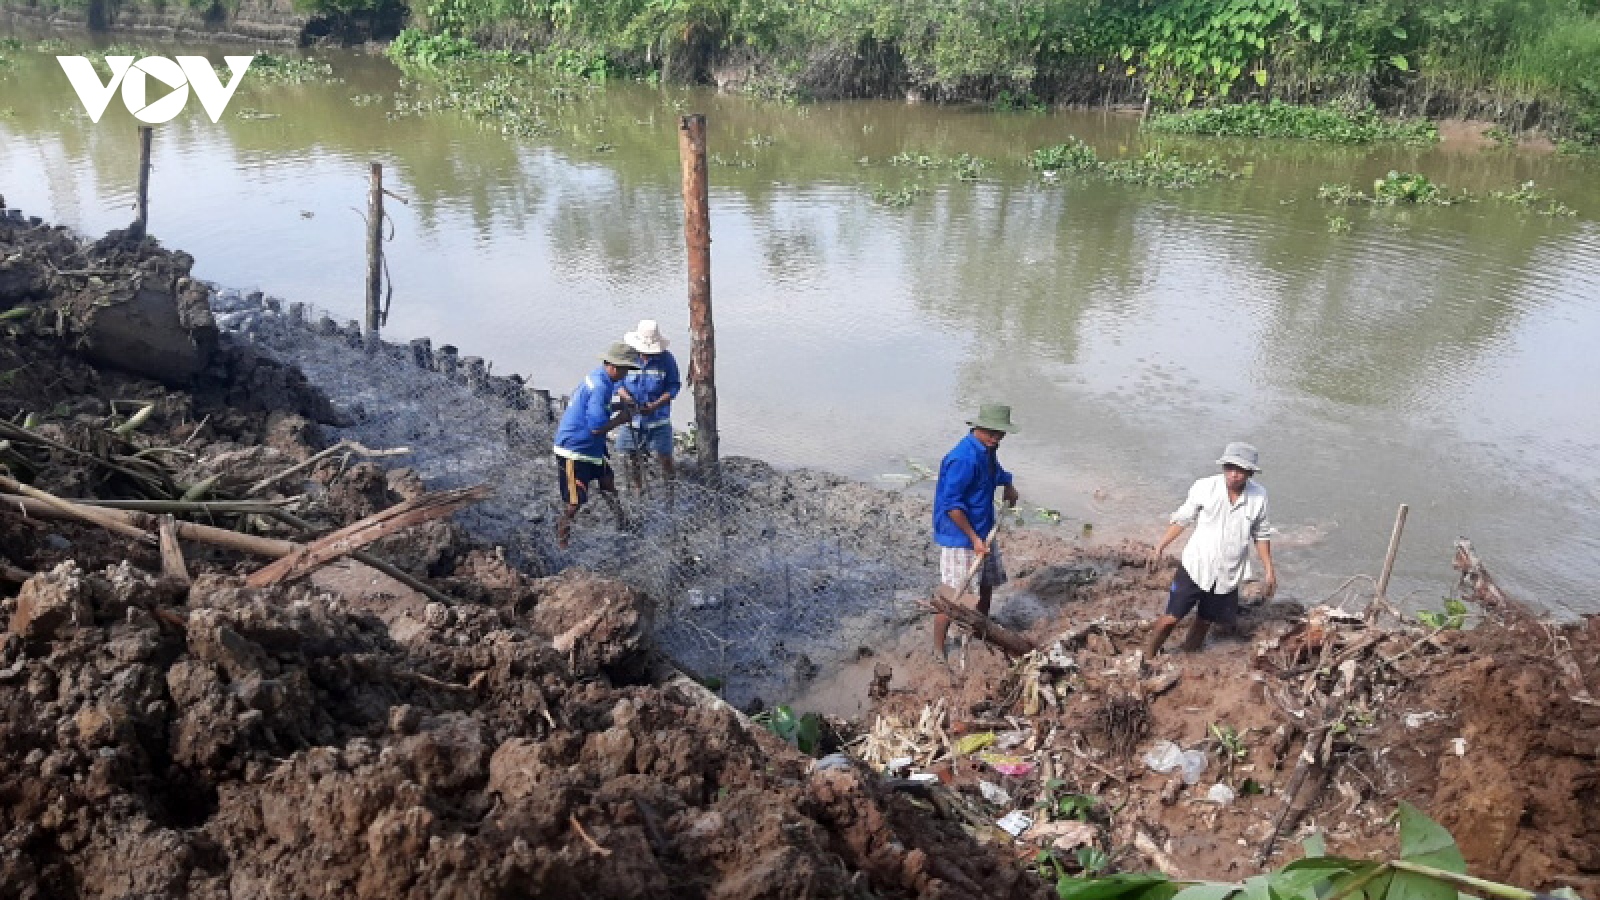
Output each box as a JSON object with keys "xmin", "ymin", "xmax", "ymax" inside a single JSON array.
[
  {"xmin": 931, "ymin": 403, "xmax": 1022, "ymax": 659},
  {"xmin": 553, "ymin": 341, "xmax": 643, "ymax": 548}
]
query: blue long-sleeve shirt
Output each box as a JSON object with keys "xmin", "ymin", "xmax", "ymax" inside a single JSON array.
[
  {"xmin": 621, "ymin": 351, "xmax": 680, "ymax": 429},
  {"xmin": 554, "ymin": 365, "xmax": 622, "ymax": 461},
  {"xmin": 933, "ymin": 432, "xmax": 1014, "ymax": 547}
]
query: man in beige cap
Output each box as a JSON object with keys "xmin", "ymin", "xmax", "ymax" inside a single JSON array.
[
  {"xmin": 1143, "ymin": 442, "xmax": 1277, "ymax": 656},
  {"xmin": 553, "ymin": 342, "xmax": 642, "ymax": 549},
  {"xmin": 932, "ymin": 404, "xmax": 1021, "ymax": 659}
]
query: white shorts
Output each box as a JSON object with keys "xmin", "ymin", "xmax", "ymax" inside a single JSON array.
[{"xmin": 939, "ymin": 545, "xmax": 1007, "ymax": 591}]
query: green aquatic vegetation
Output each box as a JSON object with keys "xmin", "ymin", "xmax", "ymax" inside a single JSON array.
[
  {"xmin": 888, "ymin": 150, "xmax": 990, "ymax": 181},
  {"xmin": 1027, "ymin": 139, "xmax": 1101, "ymax": 173},
  {"xmin": 1145, "ymin": 102, "xmax": 1438, "ymax": 145},
  {"xmin": 1491, "ymin": 181, "xmax": 1578, "ymax": 216},
  {"xmin": 871, "ymin": 184, "xmax": 928, "ymax": 208},
  {"xmin": 1372, "ymin": 171, "xmax": 1445, "ymax": 204},
  {"xmin": 243, "ymin": 52, "xmax": 337, "ymax": 84},
  {"xmin": 1028, "ymin": 140, "xmax": 1235, "ymax": 188},
  {"xmin": 389, "ymin": 29, "xmax": 482, "ymax": 67},
  {"xmin": 1326, "ymin": 215, "xmax": 1351, "ymax": 233}
]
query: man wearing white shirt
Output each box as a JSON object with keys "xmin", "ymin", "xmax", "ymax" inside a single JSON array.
[{"xmin": 1143, "ymin": 442, "xmax": 1277, "ymax": 657}]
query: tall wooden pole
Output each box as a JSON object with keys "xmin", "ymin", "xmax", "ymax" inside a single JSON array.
[
  {"xmin": 135, "ymin": 126, "xmax": 153, "ymax": 234},
  {"xmin": 365, "ymin": 162, "xmax": 384, "ymax": 344},
  {"xmin": 678, "ymin": 114, "xmax": 718, "ymax": 471}
]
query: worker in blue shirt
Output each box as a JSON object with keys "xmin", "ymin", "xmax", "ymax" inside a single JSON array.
[
  {"xmin": 615, "ymin": 319, "xmax": 682, "ymax": 496},
  {"xmin": 932, "ymin": 404, "xmax": 1021, "ymax": 659},
  {"xmin": 554, "ymin": 342, "xmax": 642, "ymax": 548}
]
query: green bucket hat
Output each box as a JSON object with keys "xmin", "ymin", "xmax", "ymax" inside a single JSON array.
[
  {"xmin": 601, "ymin": 341, "xmax": 642, "ymax": 369},
  {"xmin": 967, "ymin": 403, "xmax": 1019, "ymax": 433}
]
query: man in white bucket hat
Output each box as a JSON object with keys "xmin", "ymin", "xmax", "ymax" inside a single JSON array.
[
  {"xmin": 1143, "ymin": 441, "xmax": 1277, "ymax": 657},
  {"xmin": 615, "ymin": 319, "xmax": 681, "ymax": 495}
]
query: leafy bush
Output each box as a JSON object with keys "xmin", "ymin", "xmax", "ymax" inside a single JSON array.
[{"xmin": 1146, "ymin": 102, "xmax": 1438, "ymax": 144}]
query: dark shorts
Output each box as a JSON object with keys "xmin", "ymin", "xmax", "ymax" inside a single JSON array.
[
  {"xmin": 1165, "ymin": 565, "xmax": 1239, "ymax": 625},
  {"xmin": 557, "ymin": 455, "xmax": 614, "ymax": 507}
]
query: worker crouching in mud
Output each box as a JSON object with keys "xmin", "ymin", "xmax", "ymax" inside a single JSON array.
[
  {"xmin": 932, "ymin": 404, "xmax": 1021, "ymax": 661},
  {"xmin": 553, "ymin": 342, "xmax": 642, "ymax": 549},
  {"xmin": 1143, "ymin": 442, "xmax": 1277, "ymax": 656}
]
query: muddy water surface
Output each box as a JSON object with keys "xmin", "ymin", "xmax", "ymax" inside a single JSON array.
[{"xmin": 3, "ymin": 27, "xmax": 1599, "ymax": 614}]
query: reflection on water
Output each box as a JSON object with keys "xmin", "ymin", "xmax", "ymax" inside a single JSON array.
[{"xmin": 3, "ymin": 27, "xmax": 1599, "ymax": 614}]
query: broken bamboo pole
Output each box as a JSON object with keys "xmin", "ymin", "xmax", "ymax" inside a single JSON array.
[
  {"xmin": 244, "ymin": 439, "xmax": 410, "ymax": 498},
  {"xmin": 135, "ymin": 126, "xmax": 153, "ymax": 234},
  {"xmin": 0, "ymin": 475, "xmax": 156, "ymax": 545},
  {"xmin": 678, "ymin": 113, "xmax": 719, "ymax": 473},
  {"xmin": 270, "ymin": 509, "xmax": 456, "ymax": 606},
  {"xmin": 928, "ymin": 592, "xmax": 1036, "ymax": 657},
  {"xmin": 2, "ymin": 494, "xmax": 295, "ymax": 557},
  {"xmin": 247, "ymin": 484, "xmax": 488, "ymax": 587},
  {"xmin": 365, "ymin": 162, "xmax": 384, "ymax": 343}
]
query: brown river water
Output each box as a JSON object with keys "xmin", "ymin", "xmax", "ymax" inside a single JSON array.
[{"xmin": 3, "ymin": 28, "xmax": 1599, "ymax": 615}]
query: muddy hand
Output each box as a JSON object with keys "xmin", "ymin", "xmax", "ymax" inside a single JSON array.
[{"xmin": 1002, "ymin": 484, "xmax": 1019, "ymax": 508}]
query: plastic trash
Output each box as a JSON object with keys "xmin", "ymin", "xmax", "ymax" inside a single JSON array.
[
  {"xmin": 808, "ymin": 753, "xmax": 853, "ymax": 774},
  {"xmin": 1143, "ymin": 740, "xmax": 1184, "ymax": 773},
  {"xmin": 979, "ymin": 781, "xmax": 1012, "ymax": 806},
  {"xmin": 996, "ymin": 811, "xmax": 1033, "ymax": 837},
  {"xmin": 956, "ymin": 732, "xmax": 997, "ymax": 755},
  {"xmin": 1178, "ymin": 750, "xmax": 1209, "ymax": 785},
  {"xmin": 1206, "ymin": 783, "xmax": 1236, "ymax": 805}
]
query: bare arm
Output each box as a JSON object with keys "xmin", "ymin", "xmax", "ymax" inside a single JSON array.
[
  {"xmin": 946, "ymin": 509, "xmax": 987, "ymax": 554},
  {"xmin": 1148, "ymin": 522, "xmax": 1186, "ymax": 571},
  {"xmin": 1255, "ymin": 540, "xmax": 1277, "ymax": 599}
]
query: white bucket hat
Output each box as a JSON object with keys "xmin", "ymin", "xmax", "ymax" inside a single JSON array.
[
  {"xmin": 624, "ymin": 319, "xmax": 669, "ymax": 354},
  {"xmin": 1216, "ymin": 442, "xmax": 1261, "ymax": 473}
]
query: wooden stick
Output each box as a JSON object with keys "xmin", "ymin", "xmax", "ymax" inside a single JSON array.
[
  {"xmin": 0, "ymin": 475, "xmax": 156, "ymax": 545},
  {"xmin": 71, "ymin": 498, "xmax": 295, "ymax": 515},
  {"xmin": 365, "ymin": 162, "xmax": 384, "ymax": 341},
  {"xmin": 3, "ymin": 494, "xmax": 296, "ymax": 558},
  {"xmin": 245, "ymin": 439, "xmax": 410, "ymax": 498},
  {"xmin": 270, "ymin": 509, "xmax": 456, "ymax": 606},
  {"xmin": 1, "ymin": 563, "xmax": 31, "ymax": 584},
  {"xmin": 569, "ymin": 815, "xmax": 611, "ymax": 856},
  {"xmin": 928, "ymin": 592, "xmax": 1036, "ymax": 656},
  {"xmin": 135, "ymin": 125, "xmax": 152, "ymax": 233},
  {"xmin": 158, "ymin": 515, "xmax": 191, "ymax": 585},
  {"xmin": 1373, "ymin": 503, "xmax": 1409, "ymax": 603},
  {"xmin": 247, "ymin": 485, "xmax": 488, "ymax": 587}
]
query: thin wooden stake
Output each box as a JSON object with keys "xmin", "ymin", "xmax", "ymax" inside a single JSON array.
[
  {"xmin": 1374, "ymin": 503, "xmax": 1409, "ymax": 600},
  {"xmin": 678, "ymin": 114, "xmax": 719, "ymax": 473},
  {"xmin": 135, "ymin": 126, "xmax": 153, "ymax": 234},
  {"xmin": 365, "ymin": 162, "xmax": 384, "ymax": 343}
]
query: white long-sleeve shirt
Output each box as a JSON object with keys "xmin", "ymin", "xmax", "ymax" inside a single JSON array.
[{"xmin": 1170, "ymin": 474, "xmax": 1274, "ymax": 593}]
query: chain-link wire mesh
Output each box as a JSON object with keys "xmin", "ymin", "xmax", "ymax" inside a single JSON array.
[{"xmin": 213, "ymin": 289, "xmax": 938, "ymax": 707}]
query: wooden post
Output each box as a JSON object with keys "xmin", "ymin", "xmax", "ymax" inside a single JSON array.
[
  {"xmin": 678, "ymin": 114, "xmax": 718, "ymax": 472},
  {"xmin": 365, "ymin": 162, "xmax": 384, "ymax": 344},
  {"xmin": 1374, "ymin": 503, "xmax": 1409, "ymax": 600},
  {"xmin": 135, "ymin": 126, "xmax": 153, "ymax": 234}
]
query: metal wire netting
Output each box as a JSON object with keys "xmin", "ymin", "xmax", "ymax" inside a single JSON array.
[{"xmin": 213, "ymin": 289, "xmax": 936, "ymax": 707}]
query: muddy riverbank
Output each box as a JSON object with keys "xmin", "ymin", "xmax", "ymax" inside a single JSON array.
[{"xmin": 4, "ymin": 218, "xmax": 1599, "ymax": 897}]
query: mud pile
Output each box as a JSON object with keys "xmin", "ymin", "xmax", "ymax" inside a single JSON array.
[
  {"xmin": 850, "ymin": 543, "xmax": 1599, "ymax": 894},
  {"xmin": 1, "ymin": 222, "xmax": 1047, "ymax": 898}
]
